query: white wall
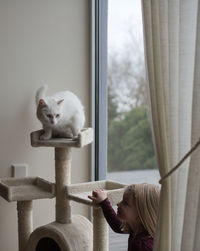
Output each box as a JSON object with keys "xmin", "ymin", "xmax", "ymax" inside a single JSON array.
[{"xmin": 0, "ymin": 1, "xmax": 90, "ymax": 250}]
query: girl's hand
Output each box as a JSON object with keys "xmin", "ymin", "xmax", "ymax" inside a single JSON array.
[{"xmin": 88, "ymin": 189, "xmax": 107, "ymax": 204}]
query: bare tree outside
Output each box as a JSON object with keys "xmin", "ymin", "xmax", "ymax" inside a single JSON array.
[
  {"xmin": 107, "ymin": 22, "xmax": 156, "ymax": 172},
  {"xmin": 107, "ymin": 25, "xmax": 148, "ymax": 111}
]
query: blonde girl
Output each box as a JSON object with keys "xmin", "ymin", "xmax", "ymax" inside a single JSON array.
[{"xmin": 88, "ymin": 183, "xmax": 160, "ymax": 251}]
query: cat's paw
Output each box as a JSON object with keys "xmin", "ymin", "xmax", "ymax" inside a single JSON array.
[
  {"xmin": 61, "ymin": 132, "xmax": 73, "ymax": 138},
  {"xmin": 40, "ymin": 134, "xmax": 51, "ymax": 140}
]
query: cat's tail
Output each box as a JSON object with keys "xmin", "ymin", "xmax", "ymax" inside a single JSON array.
[{"xmin": 35, "ymin": 85, "xmax": 48, "ymax": 105}]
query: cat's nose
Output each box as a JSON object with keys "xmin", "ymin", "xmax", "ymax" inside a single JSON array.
[{"xmin": 51, "ymin": 121, "xmax": 55, "ymax": 124}]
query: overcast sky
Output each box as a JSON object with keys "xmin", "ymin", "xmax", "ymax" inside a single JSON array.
[
  {"xmin": 107, "ymin": 0, "xmax": 145, "ymax": 113},
  {"xmin": 108, "ymin": 0, "xmax": 144, "ymax": 55}
]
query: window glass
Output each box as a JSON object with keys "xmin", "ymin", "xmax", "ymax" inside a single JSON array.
[{"xmin": 106, "ymin": 1, "xmax": 159, "ymax": 249}]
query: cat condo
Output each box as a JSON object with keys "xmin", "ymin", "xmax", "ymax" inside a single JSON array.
[{"xmin": 0, "ymin": 128, "xmax": 126, "ymax": 251}]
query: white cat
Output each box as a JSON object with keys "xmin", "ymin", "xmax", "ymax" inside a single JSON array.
[{"xmin": 36, "ymin": 85, "xmax": 85, "ymax": 140}]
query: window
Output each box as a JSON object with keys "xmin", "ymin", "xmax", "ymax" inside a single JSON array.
[
  {"xmin": 91, "ymin": 0, "xmax": 159, "ymax": 250},
  {"xmin": 107, "ymin": 0, "xmax": 159, "ymax": 184},
  {"xmin": 91, "ymin": 0, "xmax": 159, "ymax": 182}
]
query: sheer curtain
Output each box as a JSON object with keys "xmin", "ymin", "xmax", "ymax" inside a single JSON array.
[{"xmin": 141, "ymin": 0, "xmax": 200, "ymax": 251}]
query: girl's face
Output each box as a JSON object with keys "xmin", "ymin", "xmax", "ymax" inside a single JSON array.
[{"xmin": 117, "ymin": 190, "xmax": 140, "ymax": 229}]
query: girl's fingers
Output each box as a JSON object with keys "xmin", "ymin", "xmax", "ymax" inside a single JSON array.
[
  {"xmin": 89, "ymin": 189, "xmax": 105, "ymax": 200},
  {"xmin": 88, "ymin": 195, "xmax": 96, "ymax": 201}
]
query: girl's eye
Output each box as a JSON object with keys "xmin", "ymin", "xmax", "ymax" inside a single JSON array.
[{"xmin": 56, "ymin": 114, "xmax": 60, "ymax": 118}]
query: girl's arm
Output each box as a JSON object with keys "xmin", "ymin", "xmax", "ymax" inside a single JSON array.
[
  {"xmin": 100, "ymin": 198, "xmax": 124, "ymax": 233},
  {"xmin": 88, "ymin": 190, "xmax": 124, "ymax": 234}
]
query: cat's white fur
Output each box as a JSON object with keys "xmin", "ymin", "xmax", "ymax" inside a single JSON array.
[{"xmin": 36, "ymin": 85, "xmax": 85, "ymax": 140}]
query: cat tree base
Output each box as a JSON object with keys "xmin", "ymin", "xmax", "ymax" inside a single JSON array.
[{"xmin": 27, "ymin": 215, "xmax": 93, "ymax": 251}]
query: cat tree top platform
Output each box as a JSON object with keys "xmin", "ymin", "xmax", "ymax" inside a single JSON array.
[
  {"xmin": 0, "ymin": 177, "xmax": 55, "ymax": 202},
  {"xmin": 66, "ymin": 180, "xmax": 126, "ymax": 208},
  {"xmin": 31, "ymin": 128, "xmax": 93, "ymax": 148}
]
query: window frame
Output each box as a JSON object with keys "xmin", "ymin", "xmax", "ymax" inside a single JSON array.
[{"xmin": 91, "ymin": 0, "xmax": 108, "ymax": 181}]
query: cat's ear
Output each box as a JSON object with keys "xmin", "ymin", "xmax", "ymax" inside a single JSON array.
[
  {"xmin": 57, "ymin": 99, "xmax": 64, "ymax": 105},
  {"xmin": 39, "ymin": 99, "xmax": 46, "ymax": 107}
]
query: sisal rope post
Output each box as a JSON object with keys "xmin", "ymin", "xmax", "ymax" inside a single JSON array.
[
  {"xmin": 55, "ymin": 147, "xmax": 72, "ymax": 224},
  {"xmin": 93, "ymin": 208, "xmax": 109, "ymax": 251},
  {"xmin": 17, "ymin": 200, "xmax": 33, "ymax": 251}
]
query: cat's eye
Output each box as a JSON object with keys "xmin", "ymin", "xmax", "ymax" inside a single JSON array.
[
  {"xmin": 56, "ymin": 114, "xmax": 60, "ymax": 118},
  {"xmin": 47, "ymin": 114, "xmax": 52, "ymax": 118}
]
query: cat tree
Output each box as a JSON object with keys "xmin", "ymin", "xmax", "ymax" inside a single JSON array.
[{"xmin": 0, "ymin": 128, "xmax": 126, "ymax": 251}]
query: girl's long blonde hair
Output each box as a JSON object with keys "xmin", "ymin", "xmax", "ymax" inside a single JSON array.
[{"xmin": 123, "ymin": 183, "xmax": 160, "ymax": 237}]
